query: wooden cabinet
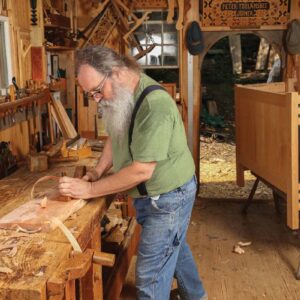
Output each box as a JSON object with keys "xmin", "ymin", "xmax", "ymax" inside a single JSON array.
[{"xmin": 235, "ymin": 82, "xmax": 300, "ymax": 229}]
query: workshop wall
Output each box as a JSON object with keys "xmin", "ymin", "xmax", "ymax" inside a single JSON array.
[{"xmin": 0, "ymin": 0, "xmax": 45, "ymax": 158}]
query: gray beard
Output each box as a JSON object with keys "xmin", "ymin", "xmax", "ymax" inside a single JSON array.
[{"xmin": 100, "ymin": 82, "xmax": 134, "ymax": 142}]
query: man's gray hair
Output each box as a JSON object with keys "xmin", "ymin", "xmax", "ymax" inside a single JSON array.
[{"xmin": 75, "ymin": 46, "xmax": 141, "ymax": 75}]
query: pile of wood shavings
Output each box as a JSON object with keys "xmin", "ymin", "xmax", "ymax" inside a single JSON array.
[{"xmin": 0, "ymin": 228, "xmax": 40, "ymax": 275}]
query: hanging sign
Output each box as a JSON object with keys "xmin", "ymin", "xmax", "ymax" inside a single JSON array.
[{"xmin": 201, "ymin": 0, "xmax": 289, "ymax": 29}]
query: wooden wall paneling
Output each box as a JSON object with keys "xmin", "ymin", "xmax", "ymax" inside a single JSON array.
[
  {"xmin": 77, "ymin": 85, "xmax": 87, "ymax": 135},
  {"xmin": 65, "ymin": 51, "xmax": 76, "ymax": 122},
  {"xmin": 31, "ymin": 47, "xmax": 44, "ymax": 81},
  {"xmin": 130, "ymin": 0, "xmax": 169, "ymax": 9},
  {"xmin": 77, "ymin": 85, "xmax": 98, "ymax": 138},
  {"xmin": 87, "ymin": 100, "xmax": 97, "ymax": 138},
  {"xmin": 7, "ymin": 0, "xmax": 32, "ymax": 88},
  {"xmin": 0, "ymin": 121, "xmax": 30, "ymax": 158}
]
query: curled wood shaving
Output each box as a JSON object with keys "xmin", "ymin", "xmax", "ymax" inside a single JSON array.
[
  {"xmin": 0, "ymin": 266, "xmax": 13, "ymax": 274},
  {"xmin": 16, "ymin": 225, "xmax": 42, "ymax": 234},
  {"xmin": 233, "ymin": 245, "xmax": 245, "ymax": 254},
  {"xmin": 238, "ymin": 241, "xmax": 252, "ymax": 247},
  {"xmin": 40, "ymin": 196, "xmax": 48, "ymax": 208},
  {"xmin": 51, "ymin": 217, "xmax": 82, "ymax": 253},
  {"xmin": 31, "ymin": 176, "xmax": 60, "ymax": 200},
  {"xmin": 4, "ymin": 233, "xmax": 30, "ymax": 238},
  {"xmin": 8, "ymin": 246, "xmax": 18, "ymax": 257},
  {"xmin": 0, "ymin": 242, "xmax": 19, "ymax": 252}
]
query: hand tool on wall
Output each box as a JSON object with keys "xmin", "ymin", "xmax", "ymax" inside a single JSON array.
[
  {"xmin": 176, "ymin": 0, "xmax": 184, "ymax": 30},
  {"xmin": 167, "ymin": 0, "xmax": 175, "ymax": 24},
  {"xmin": 8, "ymin": 85, "xmax": 15, "ymax": 102}
]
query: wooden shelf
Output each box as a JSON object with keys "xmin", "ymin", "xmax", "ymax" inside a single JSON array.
[
  {"xmin": 0, "ymin": 90, "xmax": 50, "ymax": 113},
  {"xmin": 44, "ymin": 23, "xmax": 70, "ymax": 30},
  {"xmin": 46, "ymin": 46, "xmax": 75, "ymax": 51}
]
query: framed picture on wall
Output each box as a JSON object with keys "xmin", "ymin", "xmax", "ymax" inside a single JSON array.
[{"xmin": 51, "ymin": 54, "xmax": 59, "ymax": 78}]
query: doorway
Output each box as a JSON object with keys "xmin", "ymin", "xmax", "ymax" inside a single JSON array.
[{"xmin": 198, "ymin": 33, "xmax": 282, "ymax": 200}]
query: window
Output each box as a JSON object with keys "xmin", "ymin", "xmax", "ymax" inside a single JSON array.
[
  {"xmin": 132, "ymin": 11, "xmax": 178, "ymax": 68},
  {"xmin": 0, "ymin": 17, "xmax": 12, "ymax": 92}
]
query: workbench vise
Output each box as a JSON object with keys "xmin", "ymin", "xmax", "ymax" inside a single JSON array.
[{"xmin": 47, "ymin": 248, "xmax": 115, "ymax": 296}]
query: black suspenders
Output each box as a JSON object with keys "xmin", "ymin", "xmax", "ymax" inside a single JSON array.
[{"xmin": 128, "ymin": 85, "xmax": 166, "ymax": 196}]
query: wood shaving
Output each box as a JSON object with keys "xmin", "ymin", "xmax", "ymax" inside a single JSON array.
[
  {"xmin": 233, "ymin": 245, "xmax": 245, "ymax": 254},
  {"xmin": 7, "ymin": 246, "xmax": 18, "ymax": 257},
  {"xmin": 31, "ymin": 175, "xmax": 60, "ymax": 200},
  {"xmin": 0, "ymin": 266, "xmax": 13, "ymax": 274},
  {"xmin": 32, "ymin": 266, "xmax": 47, "ymax": 277},
  {"xmin": 69, "ymin": 213, "xmax": 78, "ymax": 220},
  {"xmin": 51, "ymin": 217, "xmax": 82, "ymax": 252},
  {"xmin": 40, "ymin": 196, "xmax": 48, "ymax": 208},
  {"xmin": 70, "ymin": 226, "xmax": 78, "ymax": 233},
  {"xmin": 238, "ymin": 241, "xmax": 252, "ymax": 247},
  {"xmin": 0, "ymin": 242, "xmax": 19, "ymax": 251},
  {"xmin": 4, "ymin": 233, "xmax": 30, "ymax": 238},
  {"xmin": 16, "ymin": 225, "xmax": 42, "ymax": 234}
]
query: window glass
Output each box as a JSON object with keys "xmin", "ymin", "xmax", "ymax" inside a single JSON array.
[
  {"xmin": 163, "ymin": 32, "xmax": 177, "ymax": 44},
  {"xmin": 163, "ymin": 46, "xmax": 178, "ymax": 65},
  {"xmin": 131, "ymin": 10, "xmax": 178, "ymax": 68},
  {"xmin": 149, "ymin": 12, "xmax": 162, "ymax": 21},
  {"xmin": 147, "ymin": 46, "xmax": 162, "ymax": 66}
]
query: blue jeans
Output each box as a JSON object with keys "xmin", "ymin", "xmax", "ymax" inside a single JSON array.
[{"xmin": 133, "ymin": 176, "xmax": 206, "ymax": 300}]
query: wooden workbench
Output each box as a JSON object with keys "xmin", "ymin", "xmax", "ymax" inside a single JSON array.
[{"xmin": 0, "ymin": 155, "xmax": 112, "ymax": 299}]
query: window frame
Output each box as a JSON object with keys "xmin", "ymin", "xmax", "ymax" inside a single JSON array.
[
  {"xmin": 133, "ymin": 10, "xmax": 179, "ymax": 69},
  {"xmin": 0, "ymin": 16, "xmax": 12, "ymax": 92}
]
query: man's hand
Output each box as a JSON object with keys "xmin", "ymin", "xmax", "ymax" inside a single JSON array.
[
  {"xmin": 82, "ymin": 168, "xmax": 100, "ymax": 182},
  {"xmin": 59, "ymin": 176, "xmax": 92, "ymax": 199}
]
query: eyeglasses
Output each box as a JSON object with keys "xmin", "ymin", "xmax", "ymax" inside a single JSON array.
[{"xmin": 87, "ymin": 74, "xmax": 109, "ymax": 101}]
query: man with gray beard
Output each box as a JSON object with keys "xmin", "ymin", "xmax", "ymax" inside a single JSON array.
[
  {"xmin": 59, "ymin": 46, "xmax": 206, "ymax": 300},
  {"xmin": 101, "ymin": 81, "xmax": 134, "ymax": 141}
]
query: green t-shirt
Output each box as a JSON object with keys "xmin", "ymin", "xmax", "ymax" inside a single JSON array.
[{"xmin": 111, "ymin": 73, "xmax": 195, "ymax": 198}]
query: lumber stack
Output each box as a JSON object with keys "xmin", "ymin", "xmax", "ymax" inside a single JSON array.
[{"xmin": 49, "ymin": 95, "xmax": 77, "ymax": 139}]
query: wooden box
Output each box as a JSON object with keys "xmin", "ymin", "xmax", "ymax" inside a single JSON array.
[
  {"xmin": 235, "ymin": 82, "xmax": 300, "ymax": 229},
  {"xmin": 28, "ymin": 154, "xmax": 48, "ymax": 172}
]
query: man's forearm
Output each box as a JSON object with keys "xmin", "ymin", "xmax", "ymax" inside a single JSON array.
[{"xmin": 89, "ymin": 161, "xmax": 156, "ymax": 198}]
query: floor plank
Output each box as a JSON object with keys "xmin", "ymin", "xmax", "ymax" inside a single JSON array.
[{"xmin": 120, "ymin": 198, "xmax": 300, "ymax": 300}]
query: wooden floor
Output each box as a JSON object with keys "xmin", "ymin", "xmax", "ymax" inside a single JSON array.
[{"xmin": 120, "ymin": 198, "xmax": 300, "ymax": 300}]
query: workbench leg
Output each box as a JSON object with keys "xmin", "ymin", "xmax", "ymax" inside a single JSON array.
[
  {"xmin": 64, "ymin": 280, "xmax": 76, "ymax": 300},
  {"xmin": 242, "ymin": 178, "xmax": 259, "ymax": 214},
  {"xmin": 80, "ymin": 223, "xmax": 103, "ymax": 300}
]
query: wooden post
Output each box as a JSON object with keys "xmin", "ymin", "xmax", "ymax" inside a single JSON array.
[{"xmin": 182, "ymin": 0, "xmax": 201, "ymax": 181}]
